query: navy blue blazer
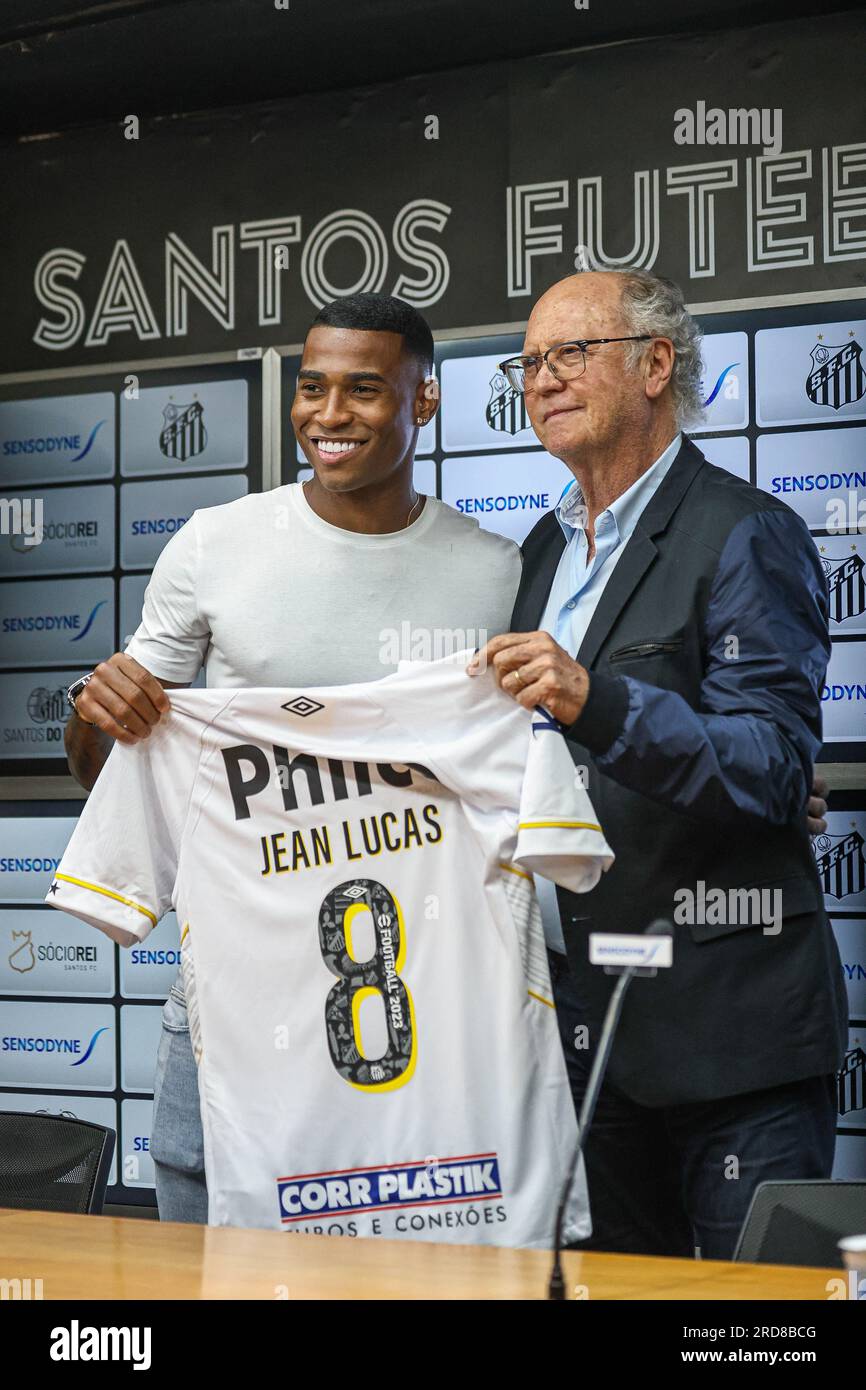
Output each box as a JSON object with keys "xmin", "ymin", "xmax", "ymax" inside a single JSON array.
[{"xmin": 511, "ymin": 436, "xmax": 848, "ymax": 1106}]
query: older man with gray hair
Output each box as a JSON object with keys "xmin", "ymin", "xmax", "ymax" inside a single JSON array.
[{"xmin": 471, "ymin": 268, "xmax": 847, "ymax": 1260}]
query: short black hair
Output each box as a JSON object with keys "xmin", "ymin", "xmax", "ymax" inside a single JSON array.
[{"xmin": 310, "ymin": 293, "xmax": 434, "ymax": 373}]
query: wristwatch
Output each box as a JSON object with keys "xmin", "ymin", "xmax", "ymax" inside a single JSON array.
[{"xmin": 66, "ymin": 671, "xmax": 97, "ymax": 724}]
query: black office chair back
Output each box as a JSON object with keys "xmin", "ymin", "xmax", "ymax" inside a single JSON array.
[
  {"xmin": 0, "ymin": 1111, "xmax": 115, "ymax": 1214},
  {"xmin": 734, "ymin": 1180, "xmax": 866, "ymax": 1267}
]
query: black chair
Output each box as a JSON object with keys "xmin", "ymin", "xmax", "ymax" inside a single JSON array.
[
  {"xmin": 733, "ymin": 1180, "xmax": 866, "ymax": 1268},
  {"xmin": 0, "ymin": 1111, "xmax": 115, "ymax": 1215}
]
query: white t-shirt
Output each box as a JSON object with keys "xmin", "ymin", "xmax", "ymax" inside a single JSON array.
[
  {"xmin": 123, "ymin": 482, "xmax": 522, "ymax": 687},
  {"xmin": 47, "ymin": 651, "xmax": 613, "ymax": 1248}
]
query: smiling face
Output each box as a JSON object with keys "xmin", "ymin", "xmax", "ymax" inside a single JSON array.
[
  {"xmin": 522, "ymin": 273, "xmax": 652, "ymax": 464},
  {"xmin": 291, "ymin": 326, "xmax": 427, "ymax": 494}
]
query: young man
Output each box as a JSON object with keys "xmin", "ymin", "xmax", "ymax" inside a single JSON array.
[{"xmin": 65, "ymin": 292, "xmax": 521, "ymax": 1222}]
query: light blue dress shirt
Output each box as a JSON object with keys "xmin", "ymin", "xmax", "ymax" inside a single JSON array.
[{"xmin": 537, "ymin": 433, "xmax": 682, "ymax": 952}]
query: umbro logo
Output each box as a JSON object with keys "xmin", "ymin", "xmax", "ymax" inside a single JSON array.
[
  {"xmin": 342, "ymin": 884, "xmax": 367, "ymax": 899},
  {"xmin": 281, "ymin": 697, "xmax": 324, "ymax": 718}
]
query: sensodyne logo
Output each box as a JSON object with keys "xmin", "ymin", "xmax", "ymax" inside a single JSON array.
[
  {"xmin": 769, "ymin": 467, "xmax": 866, "ymax": 497},
  {"xmin": 1, "ymin": 419, "xmax": 107, "ymax": 462},
  {"xmin": 702, "ymin": 361, "xmax": 740, "ymax": 407},
  {"xmin": 1, "ymin": 1025, "xmax": 109, "ymax": 1066},
  {"xmin": 1, "ymin": 599, "xmax": 107, "ymax": 641},
  {"xmin": 1, "ymin": 855, "xmax": 61, "ymax": 874},
  {"xmin": 455, "ymin": 492, "xmax": 551, "ymax": 516},
  {"xmin": 820, "ymin": 680, "xmax": 866, "ymax": 707},
  {"xmin": 806, "ymin": 334, "xmax": 866, "ymax": 411},
  {"xmin": 129, "ymin": 513, "xmax": 189, "ymax": 536},
  {"xmin": 128, "ymin": 947, "xmax": 181, "ymax": 965}
]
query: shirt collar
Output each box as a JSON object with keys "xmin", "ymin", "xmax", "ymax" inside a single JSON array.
[{"xmin": 555, "ymin": 433, "xmax": 682, "ymax": 545}]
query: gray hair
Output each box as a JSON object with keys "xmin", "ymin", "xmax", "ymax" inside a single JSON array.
[{"xmin": 598, "ymin": 268, "xmax": 705, "ymax": 429}]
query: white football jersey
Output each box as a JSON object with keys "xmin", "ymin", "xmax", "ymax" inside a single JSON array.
[{"xmin": 47, "ymin": 650, "xmax": 614, "ymax": 1247}]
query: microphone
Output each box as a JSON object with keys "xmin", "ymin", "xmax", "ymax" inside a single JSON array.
[{"xmin": 547, "ymin": 919, "xmax": 673, "ymax": 1300}]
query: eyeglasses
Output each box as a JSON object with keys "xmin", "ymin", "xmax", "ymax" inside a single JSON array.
[{"xmin": 498, "ymin": 336, "xmax": 654, "ymax": 395}]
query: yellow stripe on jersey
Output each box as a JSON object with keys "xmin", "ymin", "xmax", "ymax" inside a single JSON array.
[
  {"xmin": 518, "ymin": 820, "xmax": 602, "ymax": 833},
  {"xmin": 180, "ymin": 922, "xmax": 190, "ymax": 944},
  {"xmin": 498, "ymin": 861, "xmax": 534, "ymax": 883},
  {"xmin": 54, "ymin": 872, "xmax": 157, "ymax": 926},
  {"xmin": 527, "ymin": 989, "xmax": 555, "ymax": 1009}
]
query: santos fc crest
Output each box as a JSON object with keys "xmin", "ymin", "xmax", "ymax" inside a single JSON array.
[
  {"xmin": 819, "ymin": 546, "xmax": 866, "ymax": 625},
  {"xmin": 805, "ymin": 335, "xmax": 866, "ymax": 411},
  {"xmin": 813, "ymin": 828, "xmax": 866, "ymax": 901},
  {"xmin": 159, "ymin": 398, "xmax": 207, "ymax": 462},
  {"xmin": 485, "ymin": 372, "xmax": 529, "ymax": 436}
]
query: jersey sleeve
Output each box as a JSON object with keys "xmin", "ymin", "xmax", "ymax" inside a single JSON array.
[
  {"xmin": 122, "ymin": 510, "xmax": 210, "ymax": 682},
  {"xmin": 44, "ymin": 708, "xmax": 200, "ymax": 946},
  {"xmin": 512, "ymin": 710, "xmax": 614, "ymax": 893},
  {"xmin": 384, "ymin": 653, "xmax": 614, "ymax": 893}
]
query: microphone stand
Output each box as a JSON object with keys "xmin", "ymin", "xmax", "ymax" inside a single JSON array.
[{"xmin": 548, "ymin": 921, "xmax": 671, "ymax": 1300}]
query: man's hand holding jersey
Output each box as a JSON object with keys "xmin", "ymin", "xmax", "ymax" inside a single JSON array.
[
  {"xmin": 470, "ymin": 631, "xmax": 830, "ymax": 838},
  {"xmin": 469, "ymin": 631, "xmax": 590, "ymax": 725},
  {"xmin": 72, "ymin": 653, "xmax": 173, "ymax": 746}
]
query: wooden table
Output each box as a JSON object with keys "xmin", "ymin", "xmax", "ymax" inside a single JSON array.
[{"xmin": 0, "ymin": 1208, "xmax": 842, "ymax": 1300}]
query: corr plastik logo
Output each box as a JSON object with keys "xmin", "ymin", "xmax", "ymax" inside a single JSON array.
[
  {"xmin": 278, "ymin": 1152, "xmax": 503, "ymax": 1222},
  {"xmin": 50, "ymin": 1320, "xmax": 151, "ymax": 1370}
]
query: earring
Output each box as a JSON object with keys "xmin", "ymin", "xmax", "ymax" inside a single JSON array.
[{"xmin": 415, "ymin": 415, "xmax": 425, "ymax": 425}]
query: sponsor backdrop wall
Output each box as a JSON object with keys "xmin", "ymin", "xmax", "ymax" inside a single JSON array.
[
  {"xmin": 0, "ymin": 9, "xmax": 864, "ymax": 1207},
  {"xmin": 0, "ymin": 364, "xmax": 262, "ymax": 1203}
]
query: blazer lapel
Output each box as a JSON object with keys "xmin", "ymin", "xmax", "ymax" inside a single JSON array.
[
  {"xmin": 576, "ymin": 532, "xmax": 658, "ymax": 669},
  {"xmin": 576, "ymin": 438, "xmax": 706, "ymax": 669},
  {"xmin": 512, "ymin": 518, "xmax": 566, "ymax": 631}
]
